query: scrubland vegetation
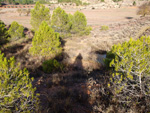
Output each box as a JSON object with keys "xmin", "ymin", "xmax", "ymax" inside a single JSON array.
[
  {"xmin": 1, "ymin": 1, "xmax": 150, "ymax": 113},
  {"xmin": 137, "ymin": 1, "xmax": 150, "ymax": 16},
  {"xmin": 0, "ymin": 0, "xmax": 83, "ymax": 5}
]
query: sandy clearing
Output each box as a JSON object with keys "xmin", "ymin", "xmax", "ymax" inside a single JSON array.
[{"xmin": 0, "ymin": 6, "xmax": 140, "ymax": 28}]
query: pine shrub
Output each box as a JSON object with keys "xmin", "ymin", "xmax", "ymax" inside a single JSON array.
[
  {"xmin": 51, "ymin": 7, "xmax": 71, "ymax": 38},
  {"xmin": 42, "ymin": 59, "xmax": 63, "ymax": 73},
  {"xmin": 106, "ymin": 36, "xmax": 150, "ymax": 107},
  {"xmin": 0, "ymin": 51, "xmax": 39, "ymax": 112},
  {"xmin": 29, "ymin": 21, "xmax": 62, "ymax": 58},
  {"xmin": 8, "ymin": 21, "xmax": 24, "ymax": 41},
  {"xmin": 0, "ymin": 20, "xmax": 8, "ymax": 45},
  {"xmin": 30, "ymin": 2, "xmax": 51, "ymax": 31},
  {"xmin": 71, "ymin": 11, "xmax": 91, "ymax": 36}
]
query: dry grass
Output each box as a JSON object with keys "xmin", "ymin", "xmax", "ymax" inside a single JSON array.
[
  {"xmin": 137, "ymin": 2, "xmax": 150, "ymax": 16},
  {"xmin": 135, "ymin": 26, "xmax": 150, "ymax": 39}
]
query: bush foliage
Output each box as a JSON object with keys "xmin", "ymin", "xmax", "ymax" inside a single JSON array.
[
  {"xmin": 51, "ymin": 8, "xmax": 91, "ymax": 37},
  {"xmin": 106, "ymin": 36, "xmax": 150, "ymax": 108},
  {"xmin": 58, "ymin": 0, "xmax": 82, "ymax": 6},
  {"xmin": 30, "ymin": 1, "xmax": 50, "ymax": 31},
  {"xmin": 71, "ymin": 11, "xmax": 91, "ymax": 36},
  {"xmin": 100, "ymin": 25, "xmax": 109, "ymax": 31},
  {"xmin": 30, "ymin": 2, "xmax": 91, "ymax": 37},
  {"xmin": 0, "ymin": 51, "xmax": 39, "ymax": 112},
  {"xmin": 8, "ymin": 21, "xmax": 24, "ymax": 41},
  {"xmin": 42, "ymin": 59, "xmax": 63, "ymax": 73},
  {"xmin": 51, "ymin": 7, "xmax": 71, "ymax": 38},
  {"xmin": 0, "ymin": 20, "xmax": 8, "ymax": 45},
  {"xmin": 29, "ymin": 21, "xmax": 62, "ymax": 58}
]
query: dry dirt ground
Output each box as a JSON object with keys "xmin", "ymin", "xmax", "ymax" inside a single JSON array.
[
  {"xmin": 1, "ymin": 6, "xmax": 150, "ymax": 113},
  {"xmin": 0, "ymin": 6, "xmax": 139, "ymax": 28},
  {"xmin": 0, "ymin": 6, "xmax": 142, "ymax": 70}
]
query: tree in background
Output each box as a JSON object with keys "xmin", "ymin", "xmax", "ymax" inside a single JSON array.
[
  {"xmin": 51, "ymin": 7, "xmax": 91, "ymax": 37},
  {"xmin": 30, "ymin": 1, "xmax": 50, "ymax": 31},
  {"xmin": 58, "ymin": 0, "xmax": 82, "ymax": 6},
  {"xmin": 30, "ymin": 21, "xmax": 62, "ymax": 59},
  {"xmin": 8, "ymin": 21, "xmax": 24, "ymax": 41},
  {"xmin": 0, "ymin": 51, "xmax": 39, "ymax": 112},
  {"xmin": 71, "ymin": 11, "xmax": 91, "ymax": 36},
  {"xmin": 51, "ymin": 7, "xmax": 71, "ymax": 38},
  {"xmin": 106, "ymin": 36, "xmax": 150, "ymax": 108},
  {"xmin": 0, "ymin": 20, "xmax": 8, "ymax": 45},
  {"xmin": 0, "ymin": 0, "xmax": 33, "ymax": 4}
]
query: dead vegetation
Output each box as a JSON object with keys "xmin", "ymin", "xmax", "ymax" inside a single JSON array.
[
  {"xmin": 17, "ymin": 8, "xmax": 31, "ymax": 16},
  {"xmin": 137, "ymin": 2, "xmax": 150, "ymax": 17}
]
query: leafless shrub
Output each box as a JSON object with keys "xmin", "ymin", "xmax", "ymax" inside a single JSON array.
[
  {"xmin": 17, "ymin": 8, "xmax": 31, "ymax": 16},
  {"xmin": 137, "ymin": 2, "xmax": 150, "ymax": 17}
]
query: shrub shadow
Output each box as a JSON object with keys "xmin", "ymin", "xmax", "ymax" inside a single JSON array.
[{"xmin": 125, "ymin": 17, "xmax": 133, "ymax": 20}]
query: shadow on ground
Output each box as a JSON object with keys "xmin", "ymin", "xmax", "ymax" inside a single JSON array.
[{"xmin": 125, "ymin": 17, "xmax": 133, "ymax": 19}]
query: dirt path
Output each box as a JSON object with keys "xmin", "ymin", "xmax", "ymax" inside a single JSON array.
[{"xmin": 0, "ymin": 7, "xmax": 140, "ymax": 28}]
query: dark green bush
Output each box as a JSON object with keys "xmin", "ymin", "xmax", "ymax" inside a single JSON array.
[
  {"xmin": 104, "ymin": 51, "xmax": 115, "ymax": 70},
  {"xmin": 133, "ymin": 1, "xmax": 136, "ymax": 6},
  {"xmin": 0, "ymin": 20, "xmax": 8, "ymax": 45},
  {"xmin": 42, "ymin": 59, "xmax": 63, "ymax": 73}
]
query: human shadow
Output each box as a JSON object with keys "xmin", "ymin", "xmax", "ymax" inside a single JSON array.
[
  {"xmin": 34, "ymin": 53, "xmax": 93, "ymax": 113},
  {"xmin": 31, "ymin": 51, "xmax": 116, "ymax": 113},
  {"xmin": 73, "ymin": 53, "xmax": 83, "ymax": 70}
]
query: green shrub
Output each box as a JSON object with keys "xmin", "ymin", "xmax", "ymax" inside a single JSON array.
[
  {"xmin": 29, "ymin": 21, "xmax": 62, "ymax": 58},
  {"xmin": 0, "ymin": 51, "xmax": 39, "ymax": 112},
  {"xmin": 101, "ymin": 0, "xmax": 105, "ymax": 2},
  {"xmin": 106, "ymin": 36, "xmax": 150, "ymax": 106},
  {"xmin": 82, "ymin": 2, "xmax": 90, "ymax": 6},
  {"xmin": 58, "ymin": 0, "xmax": 82, "ymax": 6},
  {"xmin": 42, "ymin": 59, "xmax": 63, "ymax": 73},
  {"xmin": 113, "ymin": 0, "xmax": 122, "ymax": 2},
  {"xmin": 0, "ymin": 20, "xmax": 8, "ymax": 45},
  {"xmin": 104, "ymin": 51, "xmax": 115, "ymax": 70},
  {"xmin": 51, "ymin": 7, "xmax": 71, "ymax": 38},
  {"xmin": 71, "ymin": 11, "xmax": 92, "ymax": 36},
  {"xmin": 133, "ymin": 1, "xmax": 136, "ymax": 6},
  {"xmin": 51, "ymin": 7, "xmax": 91, "ymax": 37},
  {"xmin": 100, "ymin": 25, "xmax": 109, "ymax": 31},
  {"xmin": 30, "ymin": 1, "xmax": 50, "ymax": 31},
  {"xmin": 137, "ymin": 2, "xmax": 150, "ymax": 17},
  {"xmin": 8, "ymin": 21, "xmax": 24, "ymax": 41}
]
